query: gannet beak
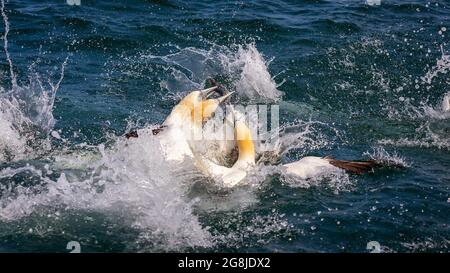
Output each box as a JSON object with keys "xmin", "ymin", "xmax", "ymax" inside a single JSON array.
[
  {"xmin": 217, "ymin": 91, "xmax": 235, "ymax": 104},
  {"xmin": 200, "ymin": 86, "xmax": 218, "ymax": 99}
]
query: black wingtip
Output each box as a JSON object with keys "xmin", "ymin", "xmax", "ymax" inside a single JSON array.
[{"xmin": 324, "ymin": 156, "xmax": 383, "ymax": 175}]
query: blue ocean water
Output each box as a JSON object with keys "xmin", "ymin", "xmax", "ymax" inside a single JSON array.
[{"xmin": 0, "ymin": 0, "xmax": 449, "ymax": 252}]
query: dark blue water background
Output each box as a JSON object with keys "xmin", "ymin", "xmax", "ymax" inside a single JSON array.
[{"xmin": 0, "ymin": 0, "xmax": 449, "ymax": 252}]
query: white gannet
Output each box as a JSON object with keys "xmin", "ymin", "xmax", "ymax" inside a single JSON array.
[
  {"xmin": 158, "ymin": 87, "xmax": 215, "ymax": 161},
  {"xmin": 158, "ymin": 87, "xmax": 233, "ymax": 161},
  {"xmin": 193, "ymin": 109, "xmax": 256, "ymax": 187},
  {"xmin": 283, "ymin": 156, "xmax": 338, "ymax": 179},
  {"xmin": 442, "ymin": 92, "xmax": 450, "ymax": 112},
  {"xmin": 283, "ymin": 155, "xmax": 379, "ymax": 179}
]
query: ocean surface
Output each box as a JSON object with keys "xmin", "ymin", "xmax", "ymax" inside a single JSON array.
[{"xmin": 0, "ymin": 0, "xmax": 449, "ymax": 253}]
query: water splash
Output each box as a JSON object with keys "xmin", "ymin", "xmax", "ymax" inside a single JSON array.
[
  {"xmin": 0, "ymin": 0, "xmax": 67, "ymax": 162},
  {"xmin": 280, "ymin": 167, "xmax": 352, "ymax": 193},
  {"xmin": 110, "ymin": 43, "xmax": 284, "ymax": 103},
  {"xmin": 0, "ymin": 127, "xmax": 213, "ymax": 251},
  {"xmin": 252, "ymin": 116, "xmax": 341, "ymax": 171},
  {"xmin": 229, "ymin": 44, "xmax": 284, "ymax": 101},
  {"xmin": 421, "ymin": 46, "xmax": 450, "ymax": 85},
  {"xmin": 441, "ymin": 92, "xmax": 450, "ymax": 112},
  {"xmin": 0, "ymin": 123, "xmax": 299, "ymax": 251},
  {"xmin": 0, "ymin": 0, "xmax": 16, "ymax": 87},
  {"xmin": 363, "ymin": 146, "xmax": 410, "ymax": 167}
]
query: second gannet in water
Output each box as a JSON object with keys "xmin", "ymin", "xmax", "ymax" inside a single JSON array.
[
  {"xmin": 283, "ymin": 155, "xmax": 380, "ymax": 179},
  {"xmin": 194, "ymin": 105, "xmax": 380, "ymax": 187}
]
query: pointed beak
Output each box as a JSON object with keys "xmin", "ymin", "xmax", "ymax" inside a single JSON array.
[
  {"xmin": 217, "ymin": 91, "xmax": 235, "ymax": 104},
  {"xmin": 200, "ymin": 86, "xmax": 218, "ymax": 99}
]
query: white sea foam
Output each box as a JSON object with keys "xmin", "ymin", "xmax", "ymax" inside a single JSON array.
[
  {"xmin": 280, "ymin": 166, "xmax": 351, "ymax": 193},
  {"xmin": 0, "ymin": 127, "xmax": 213, "ymax": 250},
  {"xmin": 0, "ymin": 123, "xmax": 301, "ymax": 251}
]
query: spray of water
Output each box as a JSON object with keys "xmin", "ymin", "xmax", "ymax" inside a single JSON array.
[
  {"xmin": 0, "ymin": 127, "xmax": 214, "ymax": 251},
  {"xmin": 363, "ymin": 146, "xmax": 410, "ymax": 167},
  {"xmin": 111, "ymin": 43, "xmax": 284, "ymax": 102},
  {"xmin": 421, "ymin": 46, "xmax": 450, "ymax": 85},
  {"xmin": 0, "ymin": 0, "xmax": 67, "ymax": 162},
  {"xmin": 1, "ymin": 0, "xmax": 15, "ymax": 87}
]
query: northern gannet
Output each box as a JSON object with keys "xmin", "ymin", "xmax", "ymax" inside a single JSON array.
[
  {"xmin": 283, "ymin": 156, "xmax": 378, "ymax": 179},
  {"xmin": 158, "ymin": 87, "xmax": 233, "ymax": 161},
  {"xmin": 194, "ymin": 105, "xmax": 380, "ymax": 187}
]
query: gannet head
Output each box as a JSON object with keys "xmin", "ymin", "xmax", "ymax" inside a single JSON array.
[
  {"xmin": 174, "ymin": 89, "xmax": 234, "ymax": 125},
  {"xmin": 163, "ymin": 87, "xmax": 236, "ymax": 145},
  {"xmin": 164, "ymin": 86, "xmax": 218, "ymax": 126},
  {"xmin": 201, "ymin": 92, "xmax": 235, "ymax": 122},
  {"xmin": 442, "ymin": 92, "xmax": 450, "ymax": 112}
]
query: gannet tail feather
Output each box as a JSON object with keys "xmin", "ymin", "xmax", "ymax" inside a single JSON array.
[{"xmin": 324, "ymin": 156, "xmax": 381, "ymax": 174}]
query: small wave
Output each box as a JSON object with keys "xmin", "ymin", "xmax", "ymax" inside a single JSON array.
[
  {"xmin": 311, "ymin": 19, "xmax": 361, "ymax": 34},
  {"xmin": 401, "ymin": 237, "xmax": 450, "ymax": 252},
  {"xmin": 379, "ymin": 123, "xmax": 450, "ymax": 150}
]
